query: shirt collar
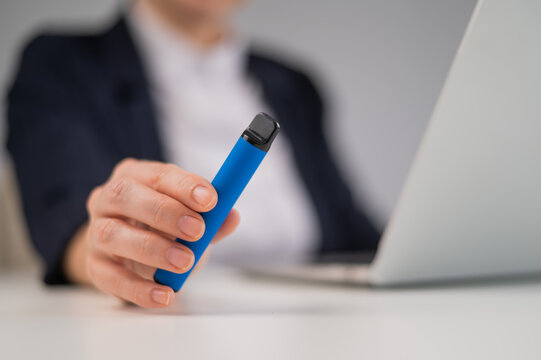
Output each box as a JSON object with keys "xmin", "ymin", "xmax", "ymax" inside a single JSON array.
[{"xmin": 127, "ymin": 0, "xmax": 248, "ymax": 84}]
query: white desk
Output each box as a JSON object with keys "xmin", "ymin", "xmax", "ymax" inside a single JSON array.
[{"xmin": 1, "ymin": 267, "xmax": 541, "ymax": 360}]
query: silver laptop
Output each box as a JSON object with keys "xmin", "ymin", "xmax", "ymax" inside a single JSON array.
[{"xmin": 244, "ymin": 0, "xmax": 541, "ymax": 286}]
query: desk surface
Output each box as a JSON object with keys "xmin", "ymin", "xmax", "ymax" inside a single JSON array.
[{"xmin": 1, "ymin": 266, "xmax": 541, "ymax": 360}]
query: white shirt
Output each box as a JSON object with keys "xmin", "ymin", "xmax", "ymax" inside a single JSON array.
[{"xmin": 128, "ymin": 1, "xmax": 319, "ymax": 264}]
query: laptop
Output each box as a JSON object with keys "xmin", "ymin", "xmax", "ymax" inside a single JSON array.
[{"xmin": 243, "ymin": 0, "xmax": 541, "ymax": 286}]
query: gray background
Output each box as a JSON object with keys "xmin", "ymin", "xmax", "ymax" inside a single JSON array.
[{"xmin": 0, "ymin": 0, "xmax": 476, "ymax": 230}]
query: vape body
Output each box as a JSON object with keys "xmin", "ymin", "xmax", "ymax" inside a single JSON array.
[{"xmin": 154, "ymin": 113, "xmax": 280, "ymax": 292}]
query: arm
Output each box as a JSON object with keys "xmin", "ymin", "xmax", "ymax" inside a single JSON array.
[
  {"xmin": 7, "ymin": 36, "xmax": 108, "ymax": 284},
  {"xmin": 295, "ymin": 72, "xmax": 381, "ymax": 252}
]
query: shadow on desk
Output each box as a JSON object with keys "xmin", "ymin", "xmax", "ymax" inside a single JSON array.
[
  {"xmin": 120, "ymin": 297, "xmax": 356, "ymax": 317},
  {"xmin": 241, "ymin": 269, "xmax": 541, "ymax": 292}
]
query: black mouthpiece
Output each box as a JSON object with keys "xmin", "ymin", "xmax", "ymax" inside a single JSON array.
[{"xmin": 241, "ymin": 113, "xmax": 280, "ymax": 152}]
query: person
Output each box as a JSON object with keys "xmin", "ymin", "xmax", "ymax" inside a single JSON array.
[{"xmin": 6, "ymin": 0, "xmax": 380, "ymax": 308}]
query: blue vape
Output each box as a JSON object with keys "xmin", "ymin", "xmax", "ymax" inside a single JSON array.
[{"xmin": 154, "ymin": 113, "xmax": 280, "ymax": 292}]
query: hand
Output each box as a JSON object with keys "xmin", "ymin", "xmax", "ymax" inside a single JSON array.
[{"xmin": 64, "ymin": 158, "xmax": 240, "ymax": 308}]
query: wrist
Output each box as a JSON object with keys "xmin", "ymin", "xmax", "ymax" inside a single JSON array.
[{"xmin": 63, "ymin": 224, "xmax": 91, "ymax": 285}]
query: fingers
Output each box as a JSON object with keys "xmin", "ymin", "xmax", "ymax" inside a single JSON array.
[
  {"xmin": 84, "ymin": 159, "xmax": 243, "ymax": 308},
  {"xmin": 212, "ymin": 209, "xmax": 241, "ymax": 244},
  {"xmin": 113, "ymin": 159, "xmax": 218, "ymax": 212},
  {"xmin": 91, "ymin": 178, "xmax": 205, "ymax": 241},
  {"xmin": 89, "ymin": 218, "xmax": 195, "ymax": 274},
  {"xmin": 88, "ymin": 254, "xmax": 175, "ymax": 308},
  {"xmin": 126, "ymin": 261, "xmax": 156, "ymax": 281}
]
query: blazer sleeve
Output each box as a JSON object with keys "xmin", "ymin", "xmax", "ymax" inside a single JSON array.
[
  {"xmin": 6, "ymin": 36, "xmax": 113, "ymax": 284},
  {"xmin": 295, "ymin": 71, "xmax": 381, "ymax": 252}
]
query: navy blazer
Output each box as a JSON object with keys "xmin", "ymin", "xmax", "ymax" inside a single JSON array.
[{"xmin": 6, "ymin": 18, "xmax": 380, "ymax": 284}]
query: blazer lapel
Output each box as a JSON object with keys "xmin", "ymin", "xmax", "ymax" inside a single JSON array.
[{"xmin": 100, "ymin": 17, "xmax": 164, "ymax": 161}]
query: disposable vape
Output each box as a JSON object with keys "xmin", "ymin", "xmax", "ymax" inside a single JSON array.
[{"xmin": 154, "ymin": 113, "xmax": 280, "ymax": 291}]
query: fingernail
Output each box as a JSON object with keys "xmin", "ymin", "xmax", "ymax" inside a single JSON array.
[
  {"xmin": 151, "ymin": 288, "xmax": 172, "ymax": 305},
  {"xmin": 178, "ymin": 215, "xmax": 204, "ymax": 239},
  {"xmin": 166, "ymin": 247, "xmax": 194, "ymax": 271},
  {"xmin": 192, "ymin": 186, "xmax": 214, "ymax": 206}
]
